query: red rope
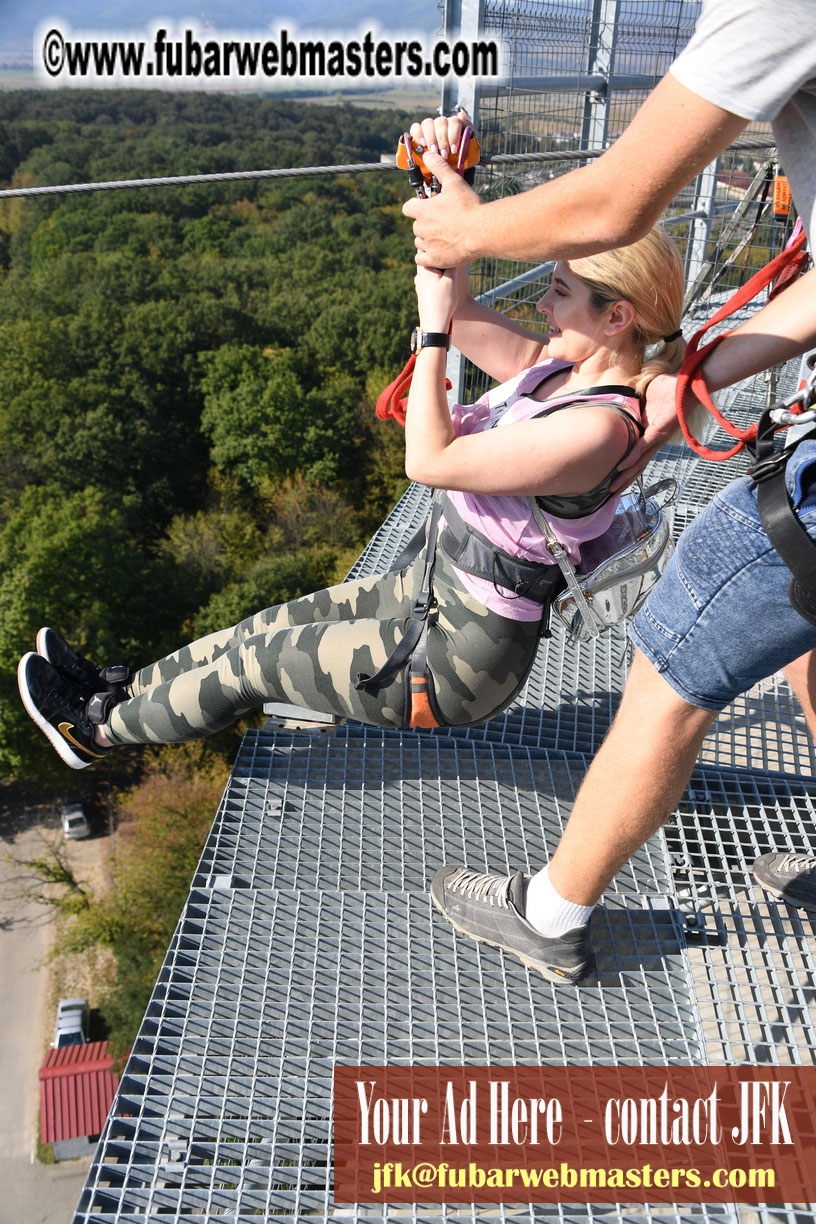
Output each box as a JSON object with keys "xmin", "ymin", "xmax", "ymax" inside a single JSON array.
[
  {"xmin": 375, "ymin": 353, "xmax": 416, "ymax": 426},
  {"xmin": 375, "ymin": 353, "xmax": 451, "ymax": 427},
  {"xmin": 676, "ymin": 222, "xmax": 808, "ymax": 460}
]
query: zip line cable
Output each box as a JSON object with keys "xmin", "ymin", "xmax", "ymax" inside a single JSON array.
[
  {"xmin": 0, "ymin": 161, "xmax": 397, "ymax": 198},
  {"xmin": 0, "ymin": 138, "xmax": 773, "ymax": 200},
  {"xmin": 0, "ymin": 150, "xmax": 602, "ymax": 199}
]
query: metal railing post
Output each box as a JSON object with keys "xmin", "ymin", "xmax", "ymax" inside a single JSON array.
[
  {"xmin": 441, "ymin": 0, "xmax": 486, "ymax": 406},
  {"xmin": 684, "ymin": 157, "xmax": 719, "ymax": 296},
  {"xmin": 581, "ymin": 0, "xmax": 620, "ymax": 151},
  {"xmin": 441, "ymin": 0, "xmax": 485, "ymax": 120}
]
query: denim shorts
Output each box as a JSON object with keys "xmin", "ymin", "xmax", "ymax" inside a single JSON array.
[{"xmin": 630, "ymin": 439, "xmax": 816, "ymax": 711}]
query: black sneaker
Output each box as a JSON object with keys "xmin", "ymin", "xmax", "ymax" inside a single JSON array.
[
  {"xmin": 37, "ymin": 626, "xmax": 132, "ymax": 700},
  {"xmin": 753, "ymin": 852, "xmax": 816, "ymax": 913},
  {"xmin": 18, "ymin": 653, "xmax": 110, "ymax": 770},
  {"xmin": 37, "ymin": 627, "xmax": 105, "ymax": 695},
  {"xmin": 430, "ymin": 865, "xmax": 594, "ymax": 985}
]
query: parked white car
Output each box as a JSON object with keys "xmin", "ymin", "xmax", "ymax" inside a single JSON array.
[
  {"xmin": 52, "ymin": 998, "xmax": 89, "ymax": 1048},
  {"xmin": 60, "ymin": 800, "xmax": 90, "ymax": 840}
]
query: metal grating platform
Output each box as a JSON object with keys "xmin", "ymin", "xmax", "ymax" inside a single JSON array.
[
  {"xmin": 345, "ymin": 482, "xmax": 432, "ymax": 580},
  {"xmin": 664, "ymin": 765, "xmax": 816, "ymax": 1066},
  {"xmin": 74, "ymin": 896, "xmax": 706, "ymax": 1220},
  {"xmin": 70, "ymin": 341, "xmax": 816, "ymax": 1220},
  {"xmin": 72, "ymin": 725, "xmax": 816, "ymax": 1222},
  {"xmin": 197, "ymin": 732, "xmax": 672, "ymax": 899}
]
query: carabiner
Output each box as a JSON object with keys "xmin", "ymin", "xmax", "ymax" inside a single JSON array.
[
  {"xmin": 399, "ymin": 131, "xmax": 427, "ymax": 199},
  {"xmin": 396, "ymin": 129, "xmax": 480, "ymax": 197},
  {"xmin": 771, "ymin": 407, "xmax": 816, "ymax": 427}
]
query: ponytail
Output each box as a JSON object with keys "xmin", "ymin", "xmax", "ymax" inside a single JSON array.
[{"xmin": 570, "ymin": 226, "xmax": 686, "ymax": 397}]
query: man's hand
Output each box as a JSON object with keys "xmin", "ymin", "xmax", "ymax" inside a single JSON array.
[
  {"xmin": 402, "ymin": 155, "xmax": 482, "ymax": 267},
  {"xmin": 610, "ymin": 374, "xmax": 681, "ymax": 491}
]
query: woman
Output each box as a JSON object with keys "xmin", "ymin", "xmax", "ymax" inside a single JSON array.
[{"xmin": 17, "ymin": 218, "xmax": 685, "ymax": 769}]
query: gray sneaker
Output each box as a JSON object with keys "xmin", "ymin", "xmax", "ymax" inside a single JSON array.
[
  {"xmin": 753, "ymin": 852, "xmax": 816, "ymax": 913},
  {"xmin": 430, "ymin": 865, "xmax": 594, "ymax": 985}
]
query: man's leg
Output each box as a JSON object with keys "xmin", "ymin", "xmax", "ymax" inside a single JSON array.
[
  {"xmin": 544, "ymin": 650, "xmax": 716, "ymax": 906},
  {"xmin": 429, "ymin": 651, "xmax": 714, "ymax": 984},
  {"xmin": 752, "ymin": 646, "xmax": 816, "ymax": 913},
  {"xmin": 781, "ymin": 648, "xmax": 816, "ymax": 739},
  {"xmin": 432, "ymin": 459, "xmax": 816, "ymax": 980}
]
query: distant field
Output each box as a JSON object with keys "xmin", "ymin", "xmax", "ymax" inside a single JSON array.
[
  {"xmin": 0, "ymin": 70, "xmax": 439, "ymax": 112},
  {"xmin": 300, "ymin": 85, "xmax": 439, "ymax": 111},
  {"xmin": 0, "ymin": 69, "xmax": 37, "ymax": 88}
]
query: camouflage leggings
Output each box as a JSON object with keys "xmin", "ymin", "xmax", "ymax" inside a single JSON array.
[{"xmin": 104, "ymin": 550, "xmax": 542, "ymax": 746}]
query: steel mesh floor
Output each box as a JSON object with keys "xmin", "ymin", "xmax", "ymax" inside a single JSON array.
[
  {"xmin": 199, "ymin": 732, "xmax": 671, "ymax": 899},
  {"xmin": 72, "ymin": 885, "xmax": 706, "ymax": 1223},
  {"xmin": 72, "ymin": 729, "xmax": 816, "ymax": 1222},
  {"xmin": 661, "ymin": 763, "xmax": 816, "ymax": 1067}
]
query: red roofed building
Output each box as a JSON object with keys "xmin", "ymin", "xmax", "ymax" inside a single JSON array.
[{"xmin": 39, "ymin": 1041, "xmax": 118, "ymax": 1160}]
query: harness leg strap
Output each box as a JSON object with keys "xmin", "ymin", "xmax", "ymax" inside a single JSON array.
[
  {"xmin": 407, "ymin": 618, "xmax": 440, "ymax": 728},
  {"xmin": 757, "ymin": 470, "xmax": 816, "ymax": 590},
  {"xmin": 354, "ymin": 498, "xmax": 443, "ymax": 700}
]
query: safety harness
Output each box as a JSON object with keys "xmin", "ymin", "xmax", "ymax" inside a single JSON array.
[
  {"xmin": 353, "ymin": 484, "xmax": 566, "ymax": 730},
  {"xmin": 359, "ymin": 375, "xmax": 644, "ymax": 728},
  {"xmin": 751, "ymin": 359, "xmax": 816, "ymax": 625},
  {"xmin": 675, "ymin": 219, "xmax": 808, "ymax": 460},
  {"xmin": 354, "ymin": 495, "xmax": 445, "ymax": 728}
]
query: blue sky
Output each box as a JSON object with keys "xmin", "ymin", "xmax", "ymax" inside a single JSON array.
[{"xmin": 1, "ymin": 1, "xmax": 444, "ymax": 63}]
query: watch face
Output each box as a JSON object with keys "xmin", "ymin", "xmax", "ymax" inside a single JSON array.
[{"xmin": 410, "ymin": 327, "xmax": 419, "ymax": 354}]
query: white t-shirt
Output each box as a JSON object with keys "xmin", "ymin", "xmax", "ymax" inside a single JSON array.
[{"xmin": 671, "ymin": 0, "xmax": 816, "ymax": 239}]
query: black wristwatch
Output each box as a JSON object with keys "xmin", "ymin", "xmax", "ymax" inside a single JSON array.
[{"xmin": 410, "ymin": 327, "xmax": 451, "ymax": 354}]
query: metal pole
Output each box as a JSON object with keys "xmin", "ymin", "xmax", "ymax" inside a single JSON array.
[
  {"xmin": 442, "ymin": 0, "xmax": 486, "ymax": 405},
  {"xmin": 441, "ymin": 0, "xmax": 484, "ymax": 119},
  {"xmin": 581, "ymin": 0, "xmax": 620, "ymax": 152},
  {"xmin": 475, "ymin": 261, "xmax": 554, "ymax": 306},
  {"xmin": 684, "ymin": 157, "xmax": 719, "ymax": 293}
]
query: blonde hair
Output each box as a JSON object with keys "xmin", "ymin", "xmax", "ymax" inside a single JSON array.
[{"xmin": 569, "ymin": 226, "xmax": 686, "ymax": 398}]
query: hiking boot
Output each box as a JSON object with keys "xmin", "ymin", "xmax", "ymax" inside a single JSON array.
[
  {"xmin": 753, "ymin": 852, "xmax": 816, "ymax": 913},
  {"xmin": 37, "ymin": 627, "xmax": 132, "ymax": 700},
  {"xmin": 18, "ymin": 652, "xmax": 110, "ymax": 770},
  {"xmin": 430, "ymin": 865, "xmax": 594, "ymax": 985}
]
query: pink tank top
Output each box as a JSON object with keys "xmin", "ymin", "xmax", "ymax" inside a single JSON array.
[{"xmin": 446, "ymin": 360, "xmax": 643, "ymax": 621}]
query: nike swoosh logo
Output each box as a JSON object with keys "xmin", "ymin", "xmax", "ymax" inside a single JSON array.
[{"xmin": 58, "ymin": 722, "xmax": 106, "ymax": 759}]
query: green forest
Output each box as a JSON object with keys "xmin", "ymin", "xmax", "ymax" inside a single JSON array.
[
  {"xmin": 0, "ymin": 89, "xmax": 419, "ymax": 782},
  {"xmin": 1, "ymin": 90, "xmax": 427, "ymax": 1053}
]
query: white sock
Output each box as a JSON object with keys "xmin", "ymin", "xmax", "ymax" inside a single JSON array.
[{"xmin": 524, "ymin": 864, "xmax": 594, "ymax": 938}]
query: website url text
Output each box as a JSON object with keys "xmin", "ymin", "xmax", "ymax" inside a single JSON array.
[{"xmin": 37, "ymin": 25, "xmax": 502, "ymax": 86}]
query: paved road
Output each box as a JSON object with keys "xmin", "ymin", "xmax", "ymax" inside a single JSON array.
[
  {"xmin": 0, "ymin": 802, "xmax": 93, "ymax": 1224},
  {"xmin": 0, "ymin": 1156, "xmax": 91, "ymax": 1224}
]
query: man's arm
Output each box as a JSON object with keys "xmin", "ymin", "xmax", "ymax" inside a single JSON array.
[
  {"xmin": 404, "ymin": 74, "xmax": 747, "ymax": 267},
  {"xmin": 613, "ymin": 265, "xmax": 816, "ymax": 488}
]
